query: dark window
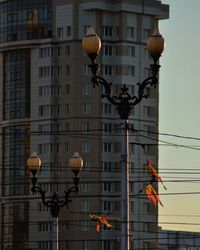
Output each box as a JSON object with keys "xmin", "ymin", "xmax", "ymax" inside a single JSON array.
[
  {"xmin": 0, "ymin": 0, "xmax": 52, "ymax": 43},
  {"xmin": 4, "ymin": 50, "xmax": 30, "ymax": 120}
]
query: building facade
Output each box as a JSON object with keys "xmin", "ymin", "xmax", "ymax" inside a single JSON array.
[
  {"xmin": 0, "ymin": 0, "xmax": 168, "ymax": 249},
  {"xmin": 159, "ymin": 228, "xmax": 200, "ymax": 249}
]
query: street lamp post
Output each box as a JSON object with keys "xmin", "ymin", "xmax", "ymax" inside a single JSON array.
[
  {"xmin": 27, "ymin": 152, "xmax": 83, "ymax": 250},
  {"xmin": 82, "ymin": 26, "xmax": 165, "ymax": 250}
]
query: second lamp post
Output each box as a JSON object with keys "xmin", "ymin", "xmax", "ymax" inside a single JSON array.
[
  {"xmin": 82, "ymin": 25, "xmax": 165, "ymax": 250},
  {"xmin": 27, "ymin": 152, "xmax": 83, "ymax": 250}
]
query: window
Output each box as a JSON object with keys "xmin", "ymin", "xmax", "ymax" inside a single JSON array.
[
  {"xmin": 103, "ymin": 45, "xmax": 112, "ymax": 56},
  {"xmin": 102, "ymin": 240, "xmax": 112, "ymax": 250},
  {"xmin": 39, "ymin": 104, "xmax": 62, "ymax": 116},
  {"xmin": 82, "ymin": 122, "xmax": 90, "ymax": 133},
  {"xmin": 103, "ymin": 45, "xmax": 117, "ymax": 56},
  {"xmin": 57, "ymin": 66, "xmax": 63, "ymax": 76},
  {"xmin": 66, "ymin": 65, "xmax": 70, "ymax": 75},
  {"xmin": 128, "ymin": 65, "xmax": 135, "ymax": 76},
  {"xmin": 81, "ymin": 221, "xmax": 90, "ymax": 231},
  {"xmin": 81, "ymin": 183, "xmax": 90, "ymax": 192},
  {"xmin": 83, "ymin": 65, "xmax": 90, "ymax": 76},
  {"xmin": 39, "ymin": 85, "xmax": 62, "ymax": 97},
  {"xmin": 102, "ymin": 104, "xmax": 112, "ymax": 114},
  {"xmin": 144, "ymin": 47, "xmax": 150, "ymax": 59},
  {"xmin": 142, "ymin": 241, "xmax": 151, "ymax": 250},
  {"xmin": 82, "ymin": 240, "xmax": 89, "ymax": 250},
  {"xmin": 143, "ymin": 29, "xmax": 150, "ymax": 41},
  {"xmin": 102, "ymin": 26, "xmax": 118, "ymax": 38},
  {"xmin": 103, "ymin": 123, "xmax": 112, "ymax": 134},
  {"xmin": 57, "ymin": 27, "xmax": 63, "ymax": 38},
  {"xmin": 40, "ymin": 183, "xmax": 58, "ymax": 193},
  {"xmin": 65, "ymin": 123, "xmax": 69, "ymax": 132},
  {"xmin": 66, "ymin": 26, "xmax": 72, "ymax": 37},
  {"xmin": 130, "ymin": 201, "xmax": 134, "ymax": 213},
  {"xmin": 82, "ymin": 83, "xmax": 91, "ymax": 95},
  {"xmin": 10, "ymin": 71, "xmax": 21, "ymax": 81},
  {"xmin": 130, "ymin": 162, "xmax": 134, "ymax": 174},
  {"xmin": 60, "ymin": 241, "xmax": 69, "ymax": 250},
  {"xmin": 127, "ymin": 26, "xmax": 135, "ymax": 39},
  {"xmin": 38, "ymin": 124, "xmax": 61, "ymax": 133},
  {"xmin": 103, "ymin": 142, "xmax": 112, "ymax": 153},
  {"xmin": 83, "ymin": 25, "xmax": 89, "ymax": 35},
  {"xmin": 39, "ymin": 143, "xmax": 60, "ymax": 154},
  {"xmin": 39, "ymin": 162, "xmax": 62, "ymax": 174},
  {"xmin": 39, "ymin": 47, "xmax": 54, "ymax": 58},
  {"xmin": 143, "ymin": 223, "xmax": 153, "ymax": 233},
  {"xmin": 65, "ymin": 45, "xmax": 70, "ymax": 55},
  {"xmin": 102, "ymin": 201, "xmax": 112, "ymax": 212},
  {"xmin": 39, "ymin": 241, "xmax": 52, "ymax": 249},
  {"xmin": 61, "ymin": 222, "xmax": 69, "ymax": 231},
  {"xmin": 82, "ymin": 142, "xmax": 90, "ymax": 153},
  {"xmin": 38, "ymin": 221, "xmax": 52, "ymax": 232},
  {"xmin": 128, "ymin": 46, "xmax": 135, "ymax": 57},
  {"xmin": 143, "ymin": 124, "xmax": 156, "ymax": 137},
  {"xmin": 81, "ymin": 200, "xmax": 90, "ymax": 211},
  {"xmin": 84, "ymin": 162, "xmax": 90, "ymax": 171},
  {"xmin": 39, "ymin": 66, "xmax": 55, "ymax": 78},
  {"xmin": 129, "ymin": 85, "xmax": 135, "ymax": 95},
  {"xmin": 143, "ymin": 106, "xmax": 156, "ymax": 118},
  {"xmin": 65, "ymin": 142, "xmax": 69, "ymax": 152},
  {"xmin": 82, "ymin": 103, "xmax": 91, "ymax": 114},
  {"xmin": 103, "ymin": 65, "xmax": 116, "ymax": 76},
  {"xmin": 103, "ymin": 26, "xmax": 114, "ymax": 37},
  {"xmin": 65, "ymin": 104, "xmax": 70, "ymax": 113},
  {"xmin": 102, "ymin": 162, "xmax": 112, "ymax": 172},
  {"xmin": 57, "ymin": 47, "xmax": 63, "ymax": 56},
  {"xmin": 7, "ymin": 12, "xmax": 18, "ymax": 23},
  {"xmin": 103, "ymin": 182, "xmax": 111, "ymax": 192}
]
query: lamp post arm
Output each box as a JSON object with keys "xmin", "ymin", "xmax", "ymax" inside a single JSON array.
[
  {"xmin": 31, "ymin": 183, "xmax": 80, "ymax": 217},
  {"xmin": 30, "ymin": 175, "xmax": 80, "ymax": 217},
  {"xmin": 92, "ymin": 75, "xmax": 119, "ymax": 106},
  {"xmin": 88, "ymin": 55, "xmax": 160, "ymax": 120},
  {"xmin": 90, "ymin": 73, "xmax": 159, "ymax": 120},
  {"xmin": 64, "ymin": 175, "xmax": 80, "ymax": 208},
  {"xmin": 89, "ymin": 60, "xmax": 119, "ymax": 105},
  {"xmin": 31, "ymin": 184, "xmax": 50, "ymax": 208},
  {"xmin": 131, "ymin": 75, "xmax": 158, "ymax": 107},
  {"xmin": 64, "ymin": 185, "xmax": 79, "ymax": 208}
]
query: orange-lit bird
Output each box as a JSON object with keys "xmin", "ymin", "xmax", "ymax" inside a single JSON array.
[
  {"xmin": 141, "ymin": 183, "xmax": 163, "ymax": 207},
  {"xmin": 147, "ymin": 159, "xmax": 167, "ymax": 190},
  {"xmin": 89, "ymin": 214, "xmax": 112, "ymax": 232}
]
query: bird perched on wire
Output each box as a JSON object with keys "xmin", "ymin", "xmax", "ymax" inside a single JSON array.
[
  {"xmin": 147, "ymin": 159, "xmax": 167, "ymax": 190},
  {"xmin": 139, "ymin": 183, "xmax": 163, "ymax": 207},
  {"xmin": 89, "ymin": 213, "xmax": 112, "ymax": 232}
]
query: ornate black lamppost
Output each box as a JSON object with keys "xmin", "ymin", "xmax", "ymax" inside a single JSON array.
[
  {"xmin": 82, "ymin": 26, "xmax": 165, "ymax": 250},
  {"xmin": 27, "ymin": 152, "xmax": 83, "ymax": 250}
]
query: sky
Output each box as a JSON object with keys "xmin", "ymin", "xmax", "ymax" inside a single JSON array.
[{"xmin": 159, "ymin": 0, "xmax": 200, "ymax": 232}]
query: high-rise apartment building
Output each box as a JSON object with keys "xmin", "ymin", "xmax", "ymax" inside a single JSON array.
[{"xmin": 0, "ymin": 0, "xmax": 169, "ymax": 249}]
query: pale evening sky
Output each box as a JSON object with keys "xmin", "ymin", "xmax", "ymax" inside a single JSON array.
[{"xmin": 159, "ymin": 0, "xmax": 200, "ymax": 232}]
